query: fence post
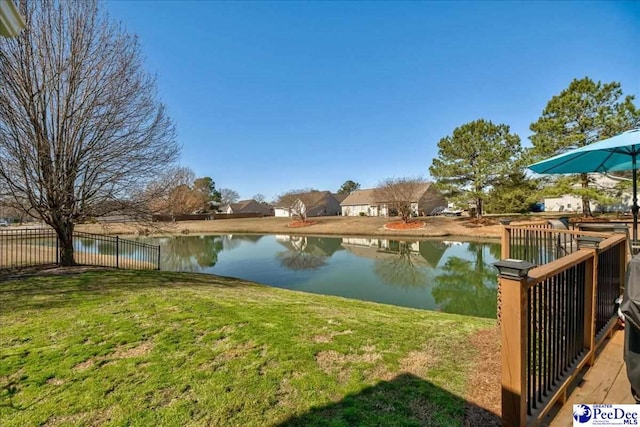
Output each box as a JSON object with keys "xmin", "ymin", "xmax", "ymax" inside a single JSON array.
[
  {"xmin": 584, "ymin": 253, "xmax": 597, "ymax": 366},
  {"xmin": 55, "ymin": 234, "xmax": 59, "ymax": 266},
  {"xmin": 618, "ymin": 240, "xmax": 627, "ymax": 296},
  {"xmin": 116, "ymin": 236, "xmax": 119, "ymax": 269},
  {"xmin": 157, "ymin": 246, "xmax": 161, "ymax": 270},
  {"xmin": 501, "ymin": 226, "xmax": 511, "ymax": 259},
  {"xmin": 494, "ymin": 259, "xmax": 535, "ymax": 427},
  {"xmin": 577, "ymin": 236, "xmax": 602, "ymax": 366}
]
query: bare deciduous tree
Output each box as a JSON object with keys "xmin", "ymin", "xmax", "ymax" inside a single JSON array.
[
  {"xmin": 219, "ymin": 188, "xmax": 240, "ymax": 206},
  {"xmin": 275, "ymin": 188, "xmax": 321, "ymax": 223},
  {"xmin": 252, "ymin": 193, "xmax": 266, "ymax": 204},
  {"xmin": 146, "ymin": 167, "xmax": 194, "ymax": 215},
  {"xmin": 0, "ymin": 0, "xmax": 179, "ymax": 265},
  {"xmin": 374, "ymin": 178, "xmax": 427, "ymax": 223}
]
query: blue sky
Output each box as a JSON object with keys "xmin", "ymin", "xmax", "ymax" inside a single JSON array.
[{"xmin": 105, "ymin": 1, "xmax": 639, "ymax": 201}]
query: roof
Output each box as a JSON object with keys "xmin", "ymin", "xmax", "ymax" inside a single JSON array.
[
  {"xmin": 340, "ymin": 184, "xmax": 434, "ymax": 206},
  {"xmin": 332, "ymin": 193, "xmax": 348, "ymax": 203},
  {"xmin": 300, "ymin": 191, "xmax": 332, "ymax": 208},
  {"xmin": 232, "ymin": 200, "xmax": 254, "ymax": 211},
  {"xmin": 406, "ymin": 183, "xmax": 433, "ymax": 201},
  {"xmin": 225, "ymin": 199, "xmax": 271, "ymax": 213},
  {"xmin": 340, "ymin": 189, "xmax": 378, "ymax": 206},
  {"xmin": 275, "ymin": 191, "xmax": 334, "ymax": 209}
]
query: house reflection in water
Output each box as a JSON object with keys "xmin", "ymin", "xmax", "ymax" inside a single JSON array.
[
  {"xmin": 340, "ymin": 238, "xmax": 447, "ymax": 268},
  {"xmin": 275, "ymin": 235, "xmax": 344, "ymax": 271},
  {"xmin": 144, "ymin": 234, "xmax": 499, "ymax": 317}
]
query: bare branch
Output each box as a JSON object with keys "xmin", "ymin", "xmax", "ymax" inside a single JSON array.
[
  {"xmin": 374, "ymin": 178, "xmax": 427, "ymax": 223},
  {"xmin": 0, "ymin": 0, "xmax": 179, "ymax": 264}
]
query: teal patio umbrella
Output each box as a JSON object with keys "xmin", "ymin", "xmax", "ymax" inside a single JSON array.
[{"xmin": 528, "ymin": 128, "xmax": 640, "ymax": 241}]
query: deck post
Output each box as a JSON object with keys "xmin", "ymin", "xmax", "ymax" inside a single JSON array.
[
  {"xmin": 584, "ymin": 252, "xmax": 597, "ymax": 366},
  {"xmin": 501, "ymin": 226, "xmax": 511, "ymax": 259},
  {"xmin": 494, "ymin": 259, "xmax": 535, "ymax": 427},
  {"xmin": 577, "ymin": 237, "xmax": 600, "ymax": 366},
  {"xmin": 619, "ymin": 240, "xmax": 627, "ymax": 295}
]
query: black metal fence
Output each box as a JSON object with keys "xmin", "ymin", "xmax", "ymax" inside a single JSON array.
[
  {"xmin": 499, "ymin": 227, "xmax": 628, "ymax": 425},
  {"xmin": 0, "ymin": 228, "xmax": 160, "ymax": 272},
  {"xmin": 526, "ymin": 258, "xmax": 587, "ymax": 417},
  {"xmin": 595, "ymin": 240, "xmax": 625, "ymax": 340}
]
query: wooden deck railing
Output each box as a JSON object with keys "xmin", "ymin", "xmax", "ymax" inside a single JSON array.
[{"xmin": 498, "ymin": 225, "xmax": 627, "ymax": 426}]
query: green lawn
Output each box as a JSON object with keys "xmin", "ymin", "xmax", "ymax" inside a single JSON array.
[{"xmin": 0, "ymin": 270, "xmax": 496, "ymax": 426}]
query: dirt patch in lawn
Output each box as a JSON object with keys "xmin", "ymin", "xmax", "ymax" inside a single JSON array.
[
  {"xmin": 464, "ymin": 325, "xmax": 501, "ymax": 426},
  {"xmin": 111, "ymin": 341, "xmax": 154, "ymax": 359},
  {"xmin": 73, "ymin": 358, "xmax": 95, "ymax": 371},
  {"xmin": 316, "ymin": 347, "xmax": 383, "ymax": 383},
  {"xmin": 311, "ymin": 329, "xmax": 353, "ymax": 343},
  {"xmin": 43, "ymin": 408, "xmax": 114, "ymax": 427},
  {"xmin": 315, "ymin": 349, "xmax": 382, "ymax": 370},
  {"xmin": 398, "ymin": 348, "xmax": 439, "ymax": 376},
  {"xmin": 364, "ymin": 345, "xmax": 439, "ymax": 382}
]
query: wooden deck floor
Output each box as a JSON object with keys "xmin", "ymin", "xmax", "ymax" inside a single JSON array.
[{"xmin": 544, "ymin": 329, "xmax": 636, "ymax": 426}]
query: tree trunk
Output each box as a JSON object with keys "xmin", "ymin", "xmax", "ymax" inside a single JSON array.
[
  {"xmin": 581, "ymin": 173, "xmax": 592, "ymax": 217},
  {"xmin": 401, "ymin": 205, "xmax": 411, "ymax": 223},
  {"xmin": 476, "ymin": 198, "xmax": 483, "ymax": 218},
  {"xmin": 53, "ymin": 220, "xmax": 76, "ymax": 266}
]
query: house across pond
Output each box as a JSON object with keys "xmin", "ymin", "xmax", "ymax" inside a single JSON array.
[{"xmin": 340, "ymin": 183, "xmax": 447, "ymax": 217}]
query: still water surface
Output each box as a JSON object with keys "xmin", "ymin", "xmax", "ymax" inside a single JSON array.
[{"xmin": 134, "ymin": 234, "xmax": 500, "ymax": 318}]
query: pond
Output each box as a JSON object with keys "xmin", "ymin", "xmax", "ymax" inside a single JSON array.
[{"xmin": 132, "ymin": 234, "xmax": 501, "ymax": 318}]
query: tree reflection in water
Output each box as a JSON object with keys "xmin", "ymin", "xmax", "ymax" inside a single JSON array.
[
  {"xmin": 135, "ymin": 234, "xmax": 499, "ymax": 316},
  {"xmin": 432, "ymin": 242, "xmax": 498, "ymax": 318},
  {"xmin": 220, "ymin": 234, "xmax": 264, "ymax": 251},
  {"xmin": 374, "ymin": 241, "xmax": 429, "ymax": 289},
  {"xmin": 160, "ymin": 235, "xmax": 224, "ymax": 272},
  {"xmin": 277, "ymin": 236, "xmax": 328, "ymax": 271}
]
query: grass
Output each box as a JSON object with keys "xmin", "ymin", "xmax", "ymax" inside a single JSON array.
[
  {"xmin": 76, "ymin": 215, "xmax": 506, "ymax": 239},
  {"xmin": 0, "ymin": 270, "xmax": 497, "ymax": 426}
]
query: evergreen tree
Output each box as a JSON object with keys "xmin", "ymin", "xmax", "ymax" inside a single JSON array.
[
  {"xmin": 337, "ymin": 180, "xmax": 361, "ymax": 194},
  {"xmin": 528, "ymin": 77, "xmax": 639, "ymax": 216},
  {"xmin": 485, "ymin": 171, "xmax": 540, "ymax": 214},
  {"xmin": 429, "ymin": 119, "xmax": 522, "ymax": 218}
]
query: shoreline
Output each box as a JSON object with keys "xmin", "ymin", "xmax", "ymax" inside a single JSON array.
[{"xmin": 74, "ymin": 215, "xmax": 513, "ymax": 240}]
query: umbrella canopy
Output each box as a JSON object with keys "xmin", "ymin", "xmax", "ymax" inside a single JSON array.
[{"xmin": 528, "ymin": 128, "xmax": 640, "ymax": 242}]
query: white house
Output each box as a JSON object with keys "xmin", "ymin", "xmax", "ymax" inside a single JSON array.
[
  {"xmin": 274, "ymin": 207, "xmax": 291, "ymax": 218},
  {"xmin": 340, "ymin": 189, "xmax": 387, "ymax": 217},
  {"xmin": 340, "ymin": 183, "xmax": 447, "ymax": 217},
  {"xmin": 220, "ymin": 199, "xmax": 272, "ymax": 216},
  {"xmin": 543, "ymin": 174, "xmax": 633, "ymax": 213},
  {"xmin": 274, "ymin": 191, "xmax": 342, "ymax": 218}
]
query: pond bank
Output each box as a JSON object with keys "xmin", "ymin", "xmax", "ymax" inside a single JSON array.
[{"xmin": 77, "ymin": 215, "xmax": 516, "ymax": 239}]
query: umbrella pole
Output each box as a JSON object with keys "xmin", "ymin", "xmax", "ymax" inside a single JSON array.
[{"xmin": 634, "ymin": 154, "xmax": 638, "ymax": 243}]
